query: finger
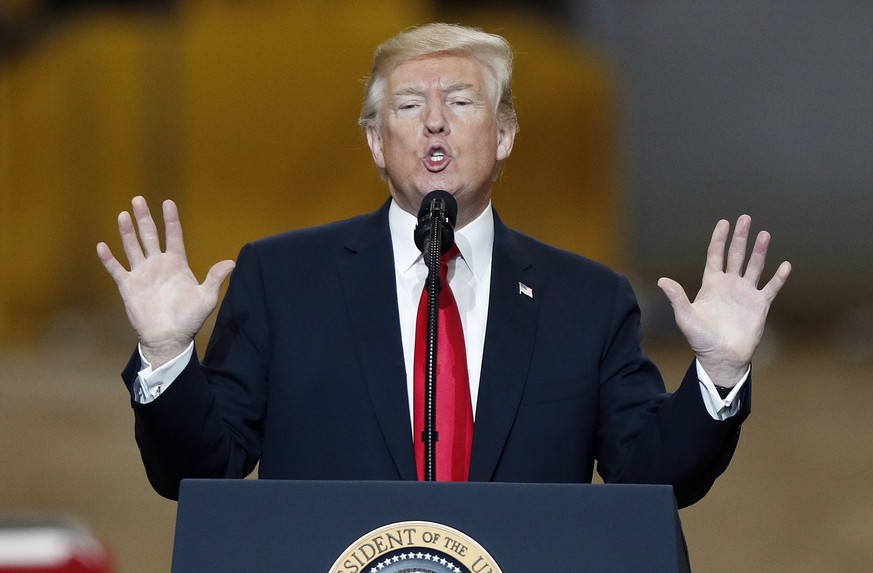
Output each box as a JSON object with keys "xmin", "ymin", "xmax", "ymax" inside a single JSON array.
[
  {"xmin": 657, "ymin": 277, "xmax": 692, "ymax": 313},
  {"xmin": 203, "ymin": 260, "xmax": 236, "ymax": 290},
  {"xmin": 163, "ymin": 199, "xmax": 187, "ymax": 258},
  {"xmin": 131, "ymin": 196, "xmax": 162, "ymax": 257},
  {"xmin": 201, "ymin": 260, "xmax": 236, "ymax": 304},
  {"xmin": 96, "ymin": 242, "xmax": 129, "ymax": 283},
  {"xmin": 117, "ymin": 210, "xmax": 145, "ymax": 267},
  {"xmin": 704, "ymin": 219, "xmax": 731, "ymax": 275},
  {"xmin": 760, "ymin": 260, "xmax": 792, "ymax": 302},
  {"xmin": 743, "ymin": 230, "xmax": 771, "ymax": 286},
  {"xmin": 725, "ymin": 214, "xmax": 752, "ymax": 275}
]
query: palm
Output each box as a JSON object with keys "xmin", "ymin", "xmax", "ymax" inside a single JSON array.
[
  {"xmin": 97, "ymin": 197, "xmax": 235, "ymax": 366},
  {"xmin": 658, "ymin": 215, "xmax": 791, "ymax": 386},
  {"xmin": 116, "ymin": 248, "xmax": 214, "ymax": 345}
]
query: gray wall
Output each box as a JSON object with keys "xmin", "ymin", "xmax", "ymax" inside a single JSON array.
[{"xmin": 580, "ymin": 1, "xmax": 873, "ymax": 321}]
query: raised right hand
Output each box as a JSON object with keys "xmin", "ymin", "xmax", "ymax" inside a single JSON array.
[{"xmin": 96, "ymin": 196, "xmax": 235, "ymax": 368}]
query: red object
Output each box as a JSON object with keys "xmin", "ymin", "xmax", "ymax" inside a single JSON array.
[
  {"xmin": 0, "ymin": 516, "xmax": 112, "ymax": 573},
  {"xmin": 413, "ymin": 245, "xmax": 474, "ymax": 481}
]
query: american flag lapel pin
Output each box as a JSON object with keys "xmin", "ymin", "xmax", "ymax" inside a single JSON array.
[{"xmin": 518, "ymin": 282, "xmax": 533, "ymax": 298}]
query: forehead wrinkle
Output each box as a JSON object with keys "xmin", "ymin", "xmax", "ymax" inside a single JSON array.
[
  {"xmin": 390, "ymin": 82, "xmax": 480, "ymax": 100},
  {"xmin": 443, "ymin": 82, "xmax": 478, "ymax": 96}
]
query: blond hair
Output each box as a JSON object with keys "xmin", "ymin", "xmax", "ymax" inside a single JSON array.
[{"xmin": 359, "ymin": 23, "xmax": 518, "ymax": 132}]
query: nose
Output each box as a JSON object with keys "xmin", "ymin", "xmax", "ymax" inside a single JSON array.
[{"xmin": 423, "ymin": 101, "xmax": 449, "ymax": 135}]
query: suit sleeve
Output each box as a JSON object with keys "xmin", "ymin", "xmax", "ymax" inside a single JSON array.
[
  {"xmin": 595, "ymin": 275, "xmax": 750, "ymax": 508},
  {"xmin": 121, "ymin": 243, "xmax": 269, "ymax": 500}
]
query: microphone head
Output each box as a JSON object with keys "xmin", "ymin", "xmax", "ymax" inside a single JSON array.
[
  {"xmin": 414, "ymin": 190, "xmax": 458, "ymax": 254},
  {"xmin": 416, "ymin": 190, "xmax": 457, "ymax": 227}
]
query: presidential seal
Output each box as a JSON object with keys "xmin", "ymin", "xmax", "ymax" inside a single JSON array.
[{"xmin": 330, "ymin": 521, "xmax": 503, "ymax": 573}]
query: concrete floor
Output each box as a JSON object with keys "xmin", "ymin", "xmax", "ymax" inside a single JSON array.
[{"xmin": 1, "ymin": 316, "xmax": 871, "ymax": 572}]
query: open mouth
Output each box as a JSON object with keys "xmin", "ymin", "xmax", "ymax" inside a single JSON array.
[{"xmin": 422, "ymin": 147, "xmax": 451, "ymax": 172}]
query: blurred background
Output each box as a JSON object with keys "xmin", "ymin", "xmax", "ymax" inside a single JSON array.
[{"xmin": 1, "ymin": 0, "xmax": 871, "ymax": 571}]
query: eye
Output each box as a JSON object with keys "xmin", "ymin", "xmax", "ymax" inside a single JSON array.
[
  {"xmin": 447, "ymin": 94, "xmax": 478, "ymax": 110},
  {"xmin": 394, "ymin": 98, "xmax": 423, "ymax": 112}
]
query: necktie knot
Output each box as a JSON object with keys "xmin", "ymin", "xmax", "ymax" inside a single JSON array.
[
  {"xmin": 440, "ymin": 244, "xmax": 460, "ymax": 280},
  {"xmin": 440, "ymin": 243, "xmax": 461, "ymax": 286},
  {"xmin": 437, "ymin": 245, "xmax": 460, "ymax": 309}
]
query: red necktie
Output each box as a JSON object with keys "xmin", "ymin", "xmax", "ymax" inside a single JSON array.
[{"xmin": 413, "ymin": 245, "xmax": 474, "ymax": 481}]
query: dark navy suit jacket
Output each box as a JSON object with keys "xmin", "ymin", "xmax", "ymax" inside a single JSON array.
[{"xmin": 123, "ymin": 200, "xmax": 749, "ymax": 505}]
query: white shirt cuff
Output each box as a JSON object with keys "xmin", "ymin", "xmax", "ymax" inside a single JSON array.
[
  {"xmin": 696, "ymin": 360, "xmax": 749, "ymax": 421},
  {"xmin": 133, "ymin": 342, "xmax": 195, "ymax": 404}
]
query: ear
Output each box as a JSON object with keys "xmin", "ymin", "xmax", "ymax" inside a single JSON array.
[
  {"xmin": 495, "ymin": 124, "xmax": 516, "ymax": 161},
  {"xmin": 366, "ymin": 125, "xmax": 386, "ymax": 169}
]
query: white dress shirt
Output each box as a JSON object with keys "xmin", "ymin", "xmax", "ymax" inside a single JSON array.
[{"xmin": 389, "ymin": 200, "xmax": 493, "ymax": 423}]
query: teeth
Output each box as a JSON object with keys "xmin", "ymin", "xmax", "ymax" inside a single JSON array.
[{"xmin": 430, "ymin": 152, "xmax": 445, "ymax": 160}]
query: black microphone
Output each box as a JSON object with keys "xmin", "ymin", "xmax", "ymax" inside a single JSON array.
[
  {"xmin": 413, "ymin": 190, "xmax": 458, "ymax": 481},
  {"xmin": 414, "ymin": 190, "xmax": 458, "ymax": 257}
]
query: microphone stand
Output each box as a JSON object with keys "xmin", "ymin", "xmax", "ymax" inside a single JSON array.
[{"xmin": 422, "ymin": 204, "xmax": 447, "ymax": 482}]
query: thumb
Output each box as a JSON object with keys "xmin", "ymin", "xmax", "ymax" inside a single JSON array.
[
  {"xmin": 203, "ymin": 260, "xmax": 236, "ymax": 293},
  {"xmin": 657, "ymin": 277, "xmax": 691, "ymax": 313}
]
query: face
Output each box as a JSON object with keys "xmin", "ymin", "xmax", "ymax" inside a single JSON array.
[{"xmin": 366, "ymin": 54, "xmax": 515, "ymax": 228}]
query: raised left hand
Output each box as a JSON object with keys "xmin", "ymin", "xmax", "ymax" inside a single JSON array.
[{"xmin": 657, "ymin": 214, "xmax": 792, "ymax": 387}]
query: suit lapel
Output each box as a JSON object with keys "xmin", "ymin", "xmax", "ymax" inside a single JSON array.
[
  {"xmin": 338, "ymin": 201, "xmax": 417, "ymax": 480},
  {"xmin": 469, "ymin": 214, "xmax": 540, "ymax": 481}
]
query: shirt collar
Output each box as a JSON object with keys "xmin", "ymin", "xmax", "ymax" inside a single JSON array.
[{"xmin": 388, "ymin": 198, "xmax": 494, "ymax": 280}]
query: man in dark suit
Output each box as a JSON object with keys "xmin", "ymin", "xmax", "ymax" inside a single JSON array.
[{"xmin": 97, "ymin": 23, "xmax": 790, "ymax": 505}]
